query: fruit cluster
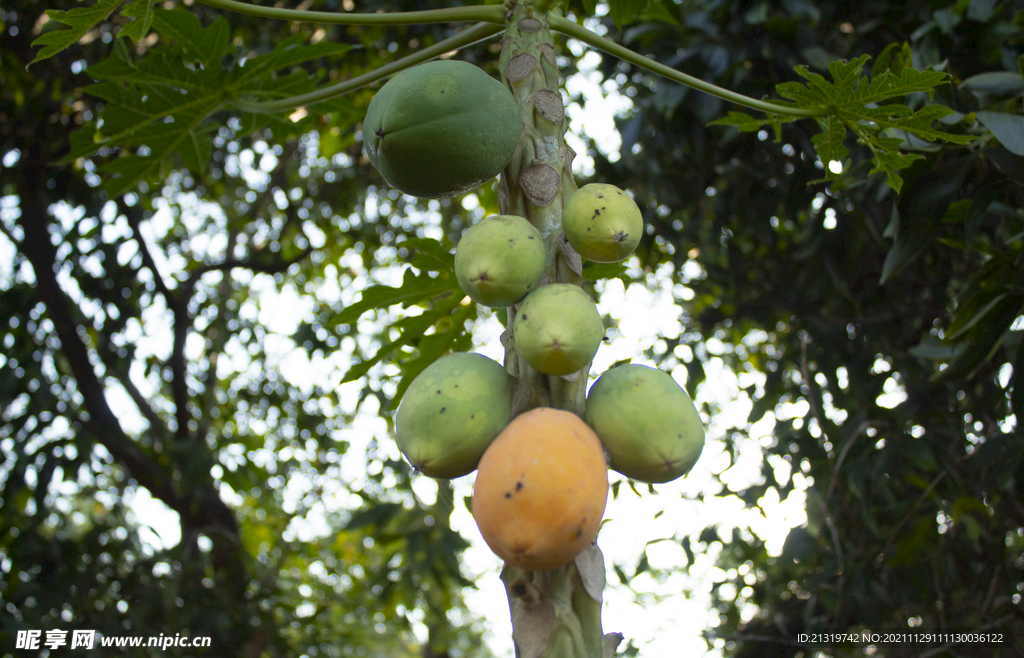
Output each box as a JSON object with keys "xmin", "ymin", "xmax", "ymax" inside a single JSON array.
[{"xmin": 366, "ymin": 60, "xmax": 705, "ymax": 571}]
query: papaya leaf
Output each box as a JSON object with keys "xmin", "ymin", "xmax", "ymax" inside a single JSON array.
[
  {"xmin": 66, "ymin": 12, "xmax": 352, "ymax": 195},
  {"xmin": 119, "ymin": 0, "xmax": 158, "ymax": 42},
  {"xmin": 811, "ymin": 115, "xmax": 849, "ymax": 175},
  {"xmin": 712, "ymin": 53, "xmax": 973, "ymax": 194},
  {"xmin": 29, "ymin": 0, "xmax": 124, "ymax": 65}
]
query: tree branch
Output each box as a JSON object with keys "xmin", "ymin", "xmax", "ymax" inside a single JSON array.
[
  {"xmin": 15, "ymin": 152, "xmax": 242, "ymax": 590},
  {"xmin": 118, "ymin": 197, "xmax": 173, "ymax": 301},
  {"xmin": 17, "ymin": 157, "xmax": 184, "ymax": 513}
]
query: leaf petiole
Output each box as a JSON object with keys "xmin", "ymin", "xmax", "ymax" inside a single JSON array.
[
  {"xmin": 195, "ymin": 0, "xmax": 505, "ymax": 26},
  {"xmin": 548, "ymin": 14, "xmax": 827, "ymax": 118},
  {"xmin": 231, "ymin": 21, "xmax": 505, "ymax": 113}
]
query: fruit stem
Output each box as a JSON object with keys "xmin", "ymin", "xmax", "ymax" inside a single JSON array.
[
  {"xmin": 549, "ymin": 14, "xmax": 827, "ymax": 118},
  {"xmin": 231, "ymin": 22, "xmax": 505, "ymax": 113}
]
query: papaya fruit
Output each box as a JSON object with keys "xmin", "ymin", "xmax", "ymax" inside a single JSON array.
[
  {"xmin": 584, "ymin": 364, "xmax": 704, "ymax": 483},
  {"xmin": 562, "ymin": 183, "xmax": 643, "ymax": 263},
  {"xmin": 455, "ymin": 215, "xmax": 546, "ymax": 308},
  {"xmin": 362, "ymin": 60, "xmax": 522, "ymax": 199},
  {"xmin": 513, "ymin": 284, "xmax": 603, "ymax": 376},
  {"xmin": 472, "ymin": 407, "xmax": 608, "ymax": 571},
  {"xmin": 395, "ymin": 352, "xmax": 513, "ymax": 479}
]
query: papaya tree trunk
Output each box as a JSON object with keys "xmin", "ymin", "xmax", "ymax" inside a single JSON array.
[{"xmin": 495, "ymin": 3, "xmax": 622, "ymax": 656}]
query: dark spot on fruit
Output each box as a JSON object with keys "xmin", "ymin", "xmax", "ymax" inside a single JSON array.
[
  {"xmin": 614, "ymin": 231, "xmax": 627, "ymax": 243},
  {"xmin": 521, "ymin": 314, "xmax": 528, "ymax": 321},
  {"xmin": 436, "ymin": 390, "xmax": 441, "ymax": 394},
  {"xmin": 505, "ymin": 492, "xmax": 512, "ymax": 499},
  {"xmin": 478, "ymin": 272, "xmax": 489, "ymax": 281},
  {"xmin": 511, "ymin": 583, "xmax": 527, "ymax": 597},
  {"xmin": 375, "ymin": 130, "xmax": 385, "ymax": 138},
  {"xmin": 575, "ymin": 527, "xmax": 584, "ymax": 538},
  {"xmin": 440, "ymin": 407, "xmax": 446, "ymax": 413},
  {"xmin": 516, "ymin": 481, "xmax": 523, "ymax": 491},
  {"xmin": 471, "ymin": 414, "xmax": 475, "ymax": 419}
]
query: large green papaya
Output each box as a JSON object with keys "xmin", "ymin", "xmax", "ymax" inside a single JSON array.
[
  {"xmin": 362, "ymin": 60, "xmax": 522, "ymax": 199},
  {"xmin": 584, "ymin": 364, "xmax": 704, "ymax": 483},
  {"xmin": 395, "ymin": 352, "xmax": 513, "ymax": 479},
  {"xmin": 455, "ymin": 215, "xmax": 546, "ymax": 308}
]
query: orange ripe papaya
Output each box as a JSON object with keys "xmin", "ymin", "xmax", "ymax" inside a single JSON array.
[{"xmin": 471, "ymin": 408, "xmax": 609, "ymax": 571}]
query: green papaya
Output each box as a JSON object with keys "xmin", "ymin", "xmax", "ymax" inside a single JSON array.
[
  {"xmin": 562, "ymin": 183, "xmax": 643, "ymax": 263},
  {"xmin": 513, "ymin": 284, "xmax": 603, "ymax": 376},
  {"xmin": 584, "ymin": 364, "xmax": 704, "ymax": 483},
  {"xmin": 362, "ymin": 60, "xmax": 522, "ymax": 199},
  {"xmin": 455, "ymin": 215, "xmax": 546, "ymax": 308},
  {"xmin": 395, "ymin": 352, "xmax": 513, "ymax": 479}
]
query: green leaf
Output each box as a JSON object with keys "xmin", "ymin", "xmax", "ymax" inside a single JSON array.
[
  {"xmin": 976, "ymin": 111, "xmax": 1024, "ymax": 156},
  {"xmin": 150, "ymin": 8, "xmax": 230, "ymax": 69},
  {"xmin": 1012, "ymin": 338, "xmax": 1024, "ymax": 421},
  {"xmin": 710, "ymin": 111, "xmax": 780, "ymax": 132},
  {"xmin": 337, "ymin": 268, "xmax": 459, "ymax": 325},
  {"xmin": 719, "ymin": 54, "xmax": 968, "ymax": 194},
  {"xmin": 935, "ymin": 294, "xmax": 1024, "ymax": 381},
  {"xmin": 67, "ymin": 12, "xmax": 353, "ymax": 195},
  {"xmin": 959, "ymin": 72, "xmax": 1024, "ymax": 98},
  {"xmin": 871, "ymin": 42, "xmax": 913, "ymax": 79},
  {"xmin": 811, "ymin": 115, "xmax": 849, "ymax": 173},
  {"xmin": 401, "ymin": 238, "xmax": 455, "ymax": 273},
  {"xmin": 880, "ymin": 159, "xmax": 967, "ymax": 282},
  {"xmin": 119, "ymin": 0, "xmax": 158, "ymax": 43},
  {"xmin": 30, "ymin": 0, "xmax": 125, "ymax": 65},
  {"xmin": 638, "ymin": 0, "xmax": 679, "ymax": 26},
  {"xmin": 608, "ymin": 0, "xmax": 649, "ymax": 29}
]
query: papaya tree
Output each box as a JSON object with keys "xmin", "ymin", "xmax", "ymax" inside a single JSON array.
[{"xmin": 3, "ymin": 0, "xmax": 1022, "ymax": 656}]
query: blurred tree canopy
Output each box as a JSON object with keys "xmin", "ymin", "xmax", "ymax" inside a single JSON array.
[{"xmin": 1, "ymin": 0, "xmax": 1022, "ymax": 657}]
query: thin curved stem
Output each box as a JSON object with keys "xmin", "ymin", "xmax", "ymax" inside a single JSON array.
[
  {"xmin": 231, "ymin": 22, "xmax": 505, "ymax": 113},
  {"xmin": 197, "ymin": 0, "xmax": 505, "ymax": 26},
  {"xmin": 549, "ymin": 15, "xmax": 828, "ymax": 118}
]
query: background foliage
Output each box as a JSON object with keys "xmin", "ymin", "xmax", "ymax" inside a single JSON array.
[{"xmin": 1, "ymin": 0, "xmax": 1023, "ymax": 656}]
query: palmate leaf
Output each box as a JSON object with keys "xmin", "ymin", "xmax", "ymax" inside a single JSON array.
[
  {"xmin": 119, "ymin": 0, "xmax": 159, "ymax": 43},
  {"xmin": 715, "ymin": 51, "xmax": 973, "ymax": 193},
  {"xmin": 30, "ymin": 0, "xmax": 125, "ymax": 65},
  {"xmin": 66, "ymin": 8, "xmax": 352, "ymax": 195}
]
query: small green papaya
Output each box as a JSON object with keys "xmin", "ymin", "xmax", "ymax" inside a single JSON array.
[
  {"xmin": 513, "ymin": 284, "xmax": 603, "ymax": 376},
  {"xmin": 455, "ymin": 215, "xmax": 546, "ymax": 308},
  {"xmin": 395, "ymin": 352, "xmax": 513, "ymax": 479},
  {"xmin": 562, "ymin": 183, "xmax": 643, "ymax": 263},
  {"xmin": 584, "ymin": 364, "xmax": 704, "ymax": 483},
  {"xmin": 362, "ymin": 60, "xmax": 522, "ymax": 199}
]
